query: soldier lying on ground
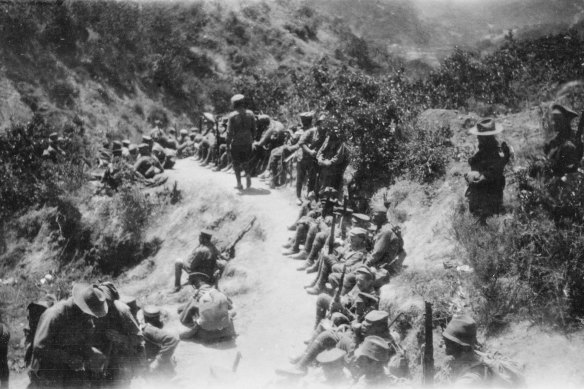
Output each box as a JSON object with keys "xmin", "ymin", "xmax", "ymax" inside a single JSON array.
[{"xmin": 178, "ymin": 273, "xmax": 236, "ymax": 343}]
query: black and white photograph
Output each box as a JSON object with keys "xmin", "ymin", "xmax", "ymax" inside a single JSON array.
[{"xmin": 0, "ymin": 0, "xmax": 583, "ymax": 388}]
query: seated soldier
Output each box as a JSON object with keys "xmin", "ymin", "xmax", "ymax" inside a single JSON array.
[
  {"xmin": 305, "ymin": 227, "xmax": 368, "ymax": 295},
  {"xmin": 101, "ymin": 147, "xmax": 127, "ymax": 191},
  {"xmin": 313, "ymin": 266, "xmax": 377, "ymax": 329},
  {"xmin": 351, "ymin": 335, "xmax": 394, "ymax": 388},
  {"xmin": 95, "ymin": 282, "xmax": 143, "ymax": 384},
  {"xmin": 178, "ymin": 273, "xmax": 236, "ymax": 343},
  {"xmin": 29, "ymin": 284, "xmax": 109, "ymax": 388},
  {"xmin": 134, "ymin": 143, "xmax": 164, "ymax": 179},
  {"xmin": 288, "ymin": 191, "xmax": 318, "ymax": 231},
  {"xmin": 276, "ymin": 310, "xmax": 391, "ymax": 377},
  {"xmin": 176, "ymin": 129, "xmax": 192, "ymax": 158},
  {"xmin": 172, "ymin": 230, "xmax": 222, "ymax": 293},
  {"xmin": 122, "ymin": 299, "xmax": 178, "ymax": 374},
  {"xmin": 213, "ymin": 144, "xmax": 230, "ymax": 171},
  {"xmin": 308, "ymin": 348, "xmax": 352, "ymax": 387}
]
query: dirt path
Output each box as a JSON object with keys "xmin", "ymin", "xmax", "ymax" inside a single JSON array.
[{"xmin": 128, "ymin": 158, "xmax": 315, "ymax": 388}]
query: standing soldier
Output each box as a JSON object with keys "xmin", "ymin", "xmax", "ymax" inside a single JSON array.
[
  {"xmin": 465, "ymin": 119, "xmax": 511, "ymax": 223},
  {"xmin": 316, "ymin": 128, "xmax": 350, "ymax": 199},
  {"xmin": 226, "ymin": 94, "xmax": 256, "ymax": 190},
  {"xmin": 172, "ymin": 230, "xmax": 222, "ymax": 293},
  {"xmin": 297, "ymin": 113, "xmax": 326, "ymax": 205},
  {"xmin": 544, "ymin": 104, "xmax": 583, "ymax": 177}
]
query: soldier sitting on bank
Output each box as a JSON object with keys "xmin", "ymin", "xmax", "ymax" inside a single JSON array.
[
  {"xmin": 351, "ymin": 335, "xmax": 395, "ymax": 388},
  {"xmin": 172, "ymin": 230, "xmax": 224, "ymax": 293},
  {"xmin": 122, "ymin": 297, "xmax": 179, "ymax": 375},
  {"xmin": 134, "ymin": 143, "xmax": 164, "ymax": 179},
  {"xmin": 178, "ymin": 273, "xmax": 236, "ymax": 343}
]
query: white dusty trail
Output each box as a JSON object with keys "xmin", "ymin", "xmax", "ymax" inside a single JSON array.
[{"xmin": 130, "ymin": 158, "xmax": 315, "ymax": 389}]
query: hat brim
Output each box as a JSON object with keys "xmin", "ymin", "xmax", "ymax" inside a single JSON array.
[
  {"xmin": 72, "ymin": 284, "xmax": 108, "ymax": 318},
  {"xmin": 442, "ymin": 331, "xmax": 472, "ymax": 347},
  {"xmin": 354, "ymin": 347, "xmax": 381, "ymax": 362},
  {"xmin": 468, "ymin": 123, "xmax": 504, "ymax": 136}
]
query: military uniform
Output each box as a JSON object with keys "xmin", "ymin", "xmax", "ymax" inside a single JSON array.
[
  {"xmin": 465, "ymin": 119, "xmax": 510, "ymax": 221},
  {"xmin": 316, "ymin": 134, "xmax": 350, "ymax": 198},
  {"xmin": 297, "ymin": 123, "xmax": 327, "ymax": 201},
  {"xmin": 544, "ymin": 105, "xmax": 582, "ymax": 177},
  {"xmin": 134, "ymin": 147, "xmax": 164, "ymax": 179},
  {"xmin": 179, "ymin": 285, "xmax": 235, "ymax": 343},
  {"xmin": 139, "ymin": 307, "xmax": 179, "ymax": 371},
  {"xmin": 226, "ymin": 95, "xmax": 257, "ymax": 188},
  {"xmin": 174, "ymin": 239, "xmax": 221, "ymax": 288},
  {"xmin": 29, "ymin": 285, "xmax": 108, "ymax": 388}
]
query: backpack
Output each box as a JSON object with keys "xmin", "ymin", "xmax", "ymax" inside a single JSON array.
[{"xmin": 469, "ymin": 351, "xmax": 526, "ymax": 388}]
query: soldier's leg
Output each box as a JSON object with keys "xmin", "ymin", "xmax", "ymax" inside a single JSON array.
[
  {"xmin": 0, "ymin": 326, "xmax": 9, "ymax": 388},
  {"xmin": 315, "ymin": 294, "xmax": 333, "ymax": 329},
  {"xmin": 296, "ymin": 159, "xmax": 308, "ymax": 200},
  {"xmin": 296, "ymin": 330, "xmax": 339, "ymax": 369},
  {"xmin": 174, "ymin": 260, "xmax": 186, "ymax": 290},
  {"xmin": 306, "ymin": 162, "xmax": 317, "ymax": 194},
  {"xmin": 231, "ymin": 147, "xmax": 243, "ymax": 188},
  {"xmin": 306, "ymin": 231, "xmax": 328, "ymax": 263}
]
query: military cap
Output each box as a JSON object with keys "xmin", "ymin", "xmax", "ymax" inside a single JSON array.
[
  {"xmin": 306, "ymin": 191, "xmax": 316, "ymax": 200},
  {"xmin": 354, "ymin": 266, "xmax": 375, "ymax": 279},
  {"xmin": 349, "ymin": 227, "xmax": 368, "ymax": 238},
  {"xmin": 330, "ymin": 312, "xmax": 350, "ymax": 327},
  {"xmin": 122, "ymin": 139, "xmax": 130, "ymax": 147},
  {"xmin": 443, "ymin": 315, "xmax": 477, "ymax": 347},
  {"xmin": 316, "ymin": 348, "xmax": 347, "ymax": 365},
  {"xmin": 299, "ymin": 111, "xmax": 315, "ymax": 119},
  {"xmin": 468, "ymin": 118, "xmax": 503, "ymax": 136},
  {"xmin": 142, "ymin": 135, "xmax": 152, "ymax": 142},
  {"xmin": 354, "ymin": 335, "xmax": 390, "ymax": 362},
  {"xmin": 57, "ymin": 136, "xmax": 65, "ymax": 142},
  {"xmin": 202, "ymin": 112, "xmax": 215, "ymax": 123},
  {"xmin": 112, "ymin": 141, "xmax": 122, "ymax": 150},
  {"xmin": 551, "ymin": 104, "xmax": 578, "ymax": 120},
  {"xmin": 143, "ymin": 306, "xmax": 161, "ymax": 319},
  {"xmin": 168, "ymin": 127, "xmax": 176, "ymax": 134},
  {"xmin": 333, "ymin": 206, "xmax": 354, "ymax": 215},
  {"xmin": 200, "ymin": 229, "xmax": 213, "ymax": 239},
  {"xmin": 129, "ymin": 144, "xmax": 138, "ymax": 152},
  {"xmin": 370, "ymin": 204, "xmax": 387, "ymax": 214},
  {"xmin": 257, "ymin": 114, "xmax": 270, "ymax": 122},
  {"xmin": 49, "ymin": 132, "xmax": 58, "ymax": 141},
  {"xmin": 138, "ymin": 143, "xmax": 150, "ymax": 150},
  {"xmin": 230, "ymin": 94, "xmax": 245, "ymax": 104},
  {"xmin": 364, "ymin": 310, "xmax": 389, "ymax": 325},
  {"xmin": 319, "ymin": 186, "xmax": 338, "ymax": 197},
  {"xmin": 352, "ymin": 213, "xmax": 371, "ymax": 223},
  {"xmin": 180, "ymin": 129, "xmax": 188, "ymax": 136}
]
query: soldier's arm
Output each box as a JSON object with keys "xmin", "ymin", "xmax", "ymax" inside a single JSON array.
[
  {"xmin": 299, "ymin": 130, "xmax": 313, "ymax": 155},
  {"xmin": 365, "ymin": 229, "xmax": 399, "ymax": 268},
  {"xmin": 250, "ymin": 114, "xmax": 257, "ymax": 141},
  {"xmin": 33, "ymin": 310, "xmax": 79, "ymax": 364},
  {"xmin": 256, "ymin": 128, "xmax": 274, "ymax": 147},
  {"xmin": 226, "ymin": 116, "xmax": 234, "ymax": 145},
  {"xmin": 316, "ymin": 137, "xmax": 329, "ymax": 163},
  {"xmin": 328, "ymin": 143, "xmax": 347, "ymax": 166}
]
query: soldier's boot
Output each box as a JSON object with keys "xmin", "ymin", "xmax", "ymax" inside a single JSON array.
[
  {"xmin": 296, "ymin": 259, "xmax": 314, "ymax": 271},
  {"xmin": 246, "ymin": 175, "xmax": 252, "ymax": 189},
  {"xmin": 306, "ymin": 262, "xmax": 319, "ymax": 274},
  {"xmin": 305, "ymin": 272, "xmax": 326, "ymax": 295},
  {"xmin": 290, "ymin": 250, "xmax": 308, "ymax": 260},
  {"xmin": 287, "ymin": 224, "xmax": 297, "ymax": 231},
  {"xmin": 234, "ymin": 171, "xmax": 243, "ymax": 190}
]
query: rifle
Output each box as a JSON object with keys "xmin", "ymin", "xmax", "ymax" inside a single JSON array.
[
  {"xmin": 328, "ymin": 264, "xmax": 346, "ymax": 317},
  {"xmin": 223, "ymin": 216, "xmax": 257, "ymax": 259},
  {"xmin": 341, "ymin": 196, "xmax": 348, "ymax": 240},
  {"xmin": 328, "ymin": 212, "xmax": 337, "ymax": 254},
  {"xmin": 423, "ymin": 302, "xmax": 434, "ymax": 386}
]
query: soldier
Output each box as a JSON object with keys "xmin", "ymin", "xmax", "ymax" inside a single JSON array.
[
  {"xmin": 465, "ymin": 119, "xmax": 511, "ymax": 223},
  {"xmin": 312, "ymin": 348, "xmax": 352, "ymax": 387},
  {"xmin": 134, "ymin": 143, "xmax": 164, "ymax": 179},
  {"xmin": 305, "ymin": 227, "xmax": 369, "ymax": 295},
  {"xmin": 226, "ymin": 94, "xmax": 257, "ymax": 190},
  {"xmin": 121, "ymin": 139, "xmax": 131, "ymax": 160},
  {"xmin": 123, "ymin": 300, "xmax": 179, "ymax": 374},
  {"xmin": 351, "ymin": 335, "xmax": 394, "ymax": 388},
  {"xmin": 276, "ymin": 310, "xmax": 390, "ymax": 377},
  {"xmin": 297, "ymin": 113, "xmax": 326, "ymax": 205},
  {"xmin": 178, "ymin": 273, "xmax": 236, "ymax": 343},
  {"xmin": 198, "ymin": 113, "xmax": 216, "ymax": 164},
  {"xmin": 251, "ymin": 115, "xmax": 286, "ymax": 176},
  {"xmin": 29, "ymin": 284, "xmax": 109, "ymax": 388},
  {"xmin": 0, "ymin": 322, "xmax": 9, "ymax": 388},
  {"xmin": 544, "ymin": 104, "xmax": 583, "ymax": 177},
  {"xmin": 101, "ymin": 147, "xmax": 126, "ymax": 191},
  {"xmin": 313, "ymin": 266, "xmax": 378, "ymax": 327},
  {"xmin": 95, "ymin": 282, "xmax": 143, "ymax": 384},
  {"xmin": 176, "ymin": 129, "xmax": 191, "ymax": 158},
  {"xmin": 172, "ymin": 230, "xmax": 222, "ymax": 293},
  {"xmin": 435, "ymin": 315, "xmax": 485, "ymax": 386},
  {"xmin": 316, "ymin": 128, "xmax": 350, "ymax": 199},
  {"xmin": 127, "ymin": 144, "xmax": 138, "ymax": 162}
]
